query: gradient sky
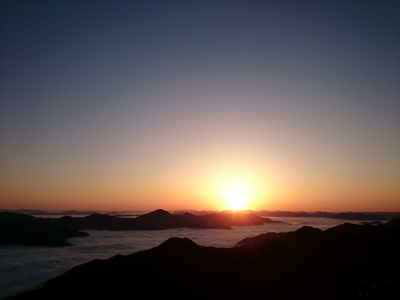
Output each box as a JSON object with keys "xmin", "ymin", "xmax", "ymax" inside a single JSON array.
[{"xmin": 1, "ymin": 1, "xmax": 399, "ymax": 212}]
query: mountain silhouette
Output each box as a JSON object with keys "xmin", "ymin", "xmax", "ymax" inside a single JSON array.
[
  {"xmin": 38, "ymin": 209, "xmax": 279, "ymax": 230},
  {"xmin": 0, "ymin": 212, "xmax": 36, "ymax": 222},
  {"xmin": 0, "ymin": 210, "xmax": 278, "ymax": 247},
  {"xmin": 12, "ymin": 219, "xmax": 400, "ymax": 299},
  {"xmin": 0, "ymin": 218, "xmax": 89, "ymax": 247}
]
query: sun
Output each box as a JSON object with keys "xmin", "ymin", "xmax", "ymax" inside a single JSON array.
[{"xmin": 219, "ymin": 180, "xmax": 253, "ymax": 211}]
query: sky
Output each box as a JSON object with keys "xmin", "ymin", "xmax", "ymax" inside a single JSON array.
[{"xmin": 1, "ymin": 0, "xmax": 399, "ymax": 212}]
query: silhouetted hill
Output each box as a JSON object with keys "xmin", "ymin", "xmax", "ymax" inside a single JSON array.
[
  {"xmin": 0, "ymin": 212, "xmax": 35, "ymax": 223},
  {"xmin": 258, "ymin": 210, "xmax": 400, "ymax": 220},
  {"xmin": 12, "ymin": 219, "xmax": 400, "ymax": 299},
  {"xmin": 0, "ymin": 219, "xmax": 89, "ymax": 247},
  {"xmin": 236, "ymin": 218, "xmax": 400, "ymax": 247},
  {"xmin": 44, "ymin": 209, "xmax": 279, "ymax": 230},
  {"xmin": 132, "ymin": 209, "xmax": 184, "ymax": 229},
  {"xmin": 54, "ymin": 213, "xmax": 132, "ymax": 230},
  {"xmin": 383, "ymin": 218, "xmax": 400, "ymax": 228}
]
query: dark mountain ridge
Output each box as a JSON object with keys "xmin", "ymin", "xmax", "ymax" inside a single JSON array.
[
  {"xmin": 0, "ymin": 209, "xmax": 279, "ymax": 231},
  {"xmin": 0, "ymin": 210, "xmax": 278, "ymax": 246},
  {"xmin": 258, "ymin": 210, "xmax": 400, "ymax": 220},
  {"xmin": 12, "ymin": 219, "xmax": 400, "ymax": 299},
  {"xmin": 0, "ymin": 218, "xmax": 89, "ymax": 246}
]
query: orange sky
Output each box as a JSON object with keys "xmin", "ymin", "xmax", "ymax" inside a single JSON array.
[{"xmin": 1, "ymin": 2, "xmax": 399, "ymax": 212}]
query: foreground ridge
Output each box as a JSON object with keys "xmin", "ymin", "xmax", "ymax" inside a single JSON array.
[{"xmin": 12, "ymin": 219, "xmax": 400, "ymax": 299}]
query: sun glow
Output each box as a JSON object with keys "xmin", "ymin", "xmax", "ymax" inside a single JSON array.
[{"xmin": 219, "ymin": 180, "xmax": 253, "ymax": 211}]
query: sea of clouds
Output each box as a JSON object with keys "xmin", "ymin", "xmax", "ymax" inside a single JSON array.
[{"xmin": 0, "ymin": 217, "xmax": 360, "ymax": 299}]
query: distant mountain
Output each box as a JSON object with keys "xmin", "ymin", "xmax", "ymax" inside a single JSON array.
[
  {"xmin": 236, "ymin": 218, "xmax": 400, "ymax": 247},
  {"xmin": 258, "ymin": 210, "xmax": 400, "ymax": 220},
  {"xmin": 0, "ymin": 210, "xmax": 277, "ymax": 247},
  {"xmin": 0, "ymin": 215, "xmax": 89, "ymax": 247},
  {"xmin": 43, "ymin": 209, "xmax": 280, "ymax": 230},
  {"xmin": 12, "ymin": 219, "xmax": 400, "ymax": 299},
  {"xmin": 0, "ymin": 209, "xmax": 100, "ymax": 216},
  {"xmin": 0, "ymin": 211, "xmax": 35, "ymax": 223}
]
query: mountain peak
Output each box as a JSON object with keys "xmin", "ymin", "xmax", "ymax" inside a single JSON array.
[
  {"xmin": 158, "ymin": 237, "xmax": 198, "ymax": 249},
  {"xmin": 145, "ymin": 209, "xmax": 171, "ymax": 217}
]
